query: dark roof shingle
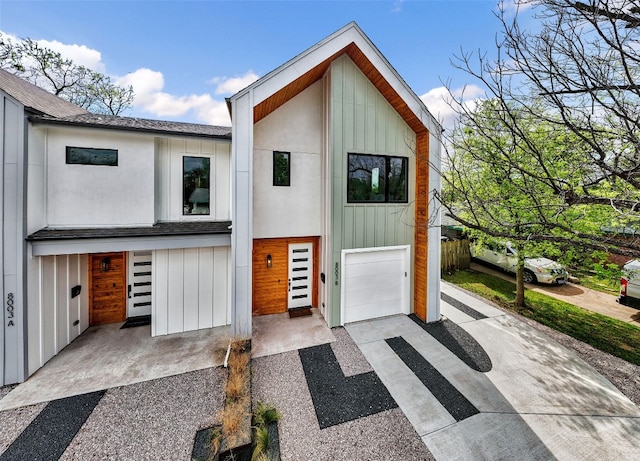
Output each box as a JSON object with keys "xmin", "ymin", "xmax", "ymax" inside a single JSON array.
[
  {"xmin": 27, "ymin": 221, "xmax": 232, "ymax": 241},
  {"xmin": 0, "ymin": 68, "xmax": 88, "ymax": 118},
  {"xmin": 30, "ymin": 113, "xmax": 232, "ymax": 139}
]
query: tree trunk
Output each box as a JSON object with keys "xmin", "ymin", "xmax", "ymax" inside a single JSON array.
[{"xmin": 515, "ymin": 253, "xmax": 525, "ymax": 307}]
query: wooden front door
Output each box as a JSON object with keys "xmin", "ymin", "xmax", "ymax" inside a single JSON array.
[
  {"xmin": 252, "ymin": 237, "xmax": 319, "ymax": 316},
  {"xmin": 90, "ymin": 252, "xmax": 126, "ymax": 326}
]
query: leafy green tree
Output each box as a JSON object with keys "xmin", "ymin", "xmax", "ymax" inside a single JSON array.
[
  {"xmin": 0, "ymin": 34, "xmax": 134, "ymax": 115},
  {"xmin": 438, "ymin": 0, "xmax": 640, "ymax": 300},
  {"xmin": 443, "ymin": 99, "xmax": 608, "ymax": 304}
]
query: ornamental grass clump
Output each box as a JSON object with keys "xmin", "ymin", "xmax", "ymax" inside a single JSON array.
[
  {"xmin": 221, "ymin": 338, "xmax": 252, "ymax": 451},
  {"xmin": 251, "ymin": 401, "xmax": 281, "ymax": 461}
]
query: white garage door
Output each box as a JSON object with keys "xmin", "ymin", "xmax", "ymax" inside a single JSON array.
[{"xmin": 340, "ymin": 245, "xmax": 410, "ymax": 324}]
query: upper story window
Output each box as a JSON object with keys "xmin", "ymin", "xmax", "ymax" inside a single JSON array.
[
  {"xmin": 273, "ymin": 151, "xmax": 290, "ymax": 186},
  {"xmin": 183, "ymin": 156, "xmax": 210, "ymax": 215},
  {"xmin": 347, "ymin": 153, "xmax": 408, "ymax": 203},
  {"xmin": 66, "ymin": 146, "xmax": 118, "ymax": 166}
]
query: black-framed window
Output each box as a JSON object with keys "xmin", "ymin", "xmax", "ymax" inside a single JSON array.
[
  {"xmin": 183, "ymin": 156, "xmax": 210, "ymax": 215},
  {"xmin": 273, "ymin": 151, "xmax": 290, "ymax": 186},
  {"xmin": 347, "ymin": 153, "xmax": 408, "ymax": 203},
  {"xmin": 66, "ymin": 147, "xmax": 118, "ymax": 166}
]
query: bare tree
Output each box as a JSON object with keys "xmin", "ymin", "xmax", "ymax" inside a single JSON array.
[
  {"xmin": 437, "ymin": 1, "xmax": 640, "ymax": 302},
  {"xmin": 0, "ymin": 34, "xmax": 134, "ymax": 115},
  {"xmin": 441, "ymin": 0, "xmax": 640, "ymax": 250}
]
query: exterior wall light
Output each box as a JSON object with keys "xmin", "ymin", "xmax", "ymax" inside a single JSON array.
[
  {"xmin": 266, "ymin": 254, "xmax": 272, "ymax": 269},
  {"xmin": 100, "ymin": 257, "xmax": 111, "ymax": 272}
]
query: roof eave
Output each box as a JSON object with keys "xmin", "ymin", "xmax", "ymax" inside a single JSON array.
[{"xmin": 28, "ymin": 116, "xmax": 232, "ymax": 141}]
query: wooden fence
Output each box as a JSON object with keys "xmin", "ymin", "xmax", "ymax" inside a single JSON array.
[{"xmin": 441, "ymin": 239, "xmax": 471, "ymax": 273}]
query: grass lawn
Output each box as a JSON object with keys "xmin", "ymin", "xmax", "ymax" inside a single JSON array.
[
  {"xmin": 571, "ymin": 270, "xmax": 620, "ymax": 296},
  {"xmin": 443, "ymin": 269, "xmax": 640, "ymax": 366}
]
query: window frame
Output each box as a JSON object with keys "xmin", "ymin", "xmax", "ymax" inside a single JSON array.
[
  {"xmin": 347, "ymin": 153, "xmax": 409, "ymax": 204},
  {"xmin": 65, "ymin": 146, "xmax": 118, "ymax": 166},
  {"xmin": 273, "ymin": 151, "xmax": 291, "ymax": 187}
]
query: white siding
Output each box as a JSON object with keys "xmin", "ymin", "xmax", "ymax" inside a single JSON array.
[
  {"xmin": 27, "ymin": 126, "xmax": 46, "ymax": 234},
  {"xmin": 253, "ymin": 81, "xmax": 323, "ymax": 238},
  {"xmin": 155, "ymin": 138, "xmax": 231, "ymax": 222},
  {"xmin": 26, "ymin": 254, "xmax": 89, "ymax": 376},
  {"xmin": 152, "ymin": 246, "xmax": 231, "ymax": 336},
  {"xmin": 45, "ymin": 127, "xmax": 155, "ymax": 227},
  {"xmin": 2, "ymin": 92, "xmax": 26, "ymax": 384}
]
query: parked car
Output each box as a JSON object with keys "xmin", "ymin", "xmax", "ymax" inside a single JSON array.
[
  {"xmin": 471, "ymin": 241, "xmax": 569, "ymax": 285},
  {"xmin": 618, "ymin": 259, "xmax": 640, "ymax": 306}
]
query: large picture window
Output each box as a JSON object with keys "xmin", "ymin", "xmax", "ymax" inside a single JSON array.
[
  {"xmin": 347, "ymin": 153, "xmax": 408, "ymax": 203},
  {"xmin": 183, "ymin": 156, "xmax": 210, "ymax": 215},
  {"xmin": 66, "ymin": 147, "xmax": 118, "ymax": 166}
]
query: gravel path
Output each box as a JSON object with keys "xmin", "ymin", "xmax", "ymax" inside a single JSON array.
[
  {"xmin": 0, "ymin": 400, "xmax": 47, "ymax": 455},
  {"xmin": 252, "ymin": 327, "xmax": 435, "ymax": 461},
  {"xmin": 0, "ymin": 367, "xmax": 226, "ymax": 460},
  {"xmin": 60, "ymin": 367, "xmax": 225, "ymax": 460}
]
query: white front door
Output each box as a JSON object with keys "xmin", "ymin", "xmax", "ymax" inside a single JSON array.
[
  {"xmin": 288, "ymin": 242, "xmax": 313, "ymax": 309},
  {"xmin": 127, "ymin": 250, "xmax": 152, "ymax": 317}
]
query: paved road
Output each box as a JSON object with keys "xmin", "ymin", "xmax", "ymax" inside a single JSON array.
[{"xmin": 470, "ymin": 261, "xmax": 640, "ymax": 326}]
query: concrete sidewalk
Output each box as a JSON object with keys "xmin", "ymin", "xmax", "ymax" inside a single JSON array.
[{"xmin": 346, "ymin": 282, "xmax": 640, "ymax": 460}]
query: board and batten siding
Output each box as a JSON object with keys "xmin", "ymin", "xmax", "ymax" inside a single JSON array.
[
  {"xmin": 152, "ymin": 246, "xmax": 231, "ymax": 336},
  {"xmin": 2, "ymin": 91, "xmax": 26, "ymax": 385},
  {"xmin": 26, "ymin": 254, "xmax": 89, "ymax": 376},
  {"xmin": 328, "ymin": 55, "xmax": 417, "ymax": 326},
  {"xmin": 155, "ymin": 137, "xmax": 231, "ymax": 222}
]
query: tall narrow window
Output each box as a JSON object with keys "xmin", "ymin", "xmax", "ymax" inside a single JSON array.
[
  {"xmin": 347, "ymin": 153, "xmax": 408, "ymax": 203},
  {"xmin": 273, "ymin": 151, "xmax": 290, "ymax": 186},
  {"xmin": 183, "ymin": 156, "xmax": 210, "ymax": 215}
]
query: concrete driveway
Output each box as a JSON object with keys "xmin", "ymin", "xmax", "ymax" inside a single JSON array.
[
  {"xmin": 346, "ymin": 282, "xmax": 640, "ymax": 460},
  {"xmin": 470, "ymin": 261, "xmax": 640, "ymax": 326}
]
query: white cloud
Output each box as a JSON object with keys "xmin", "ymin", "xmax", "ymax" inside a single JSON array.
[
  {"xmin": 420, "ymin": 84, "xmax": 485, "ymax": 131},
  {"xmin": 391, "ymin": 0, "xmax": 404, "ymax": 13},
  {"xmin": 1, "ymin": 31, "xmax": 106, "ymax": 73},
  {"xmin": 37, "ymin": 39, "xmax": 105, "ymax": 72},
  {"xmin": 1, "ymin": 30, "xmax": 245, "ymax": 125},
  {"xmin": 117, "ymin": 68, "xmax": 233, "ymax": 125},
  {"xmin": 500, "ymin": 0, "xmax": 535, "ymax": 15},
  {"xmin": 209, "ymin": 71, "xmax": 259, "ymax": 95}
]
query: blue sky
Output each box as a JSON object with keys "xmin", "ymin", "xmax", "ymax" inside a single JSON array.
[{"xmin": 0, "ymin": 0, "xmax": 524, "ymax": 127}]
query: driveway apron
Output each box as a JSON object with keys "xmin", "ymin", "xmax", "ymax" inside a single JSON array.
[{"xmin": 346, "ymin": 282, "xmax": 640, "ymax": 461}]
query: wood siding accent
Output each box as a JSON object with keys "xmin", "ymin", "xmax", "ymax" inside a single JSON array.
[
  {"xmin": 413, "ymin": 133, "xmax": 430, "ymax": 321},
  {"xmin": 252, "ymin": 237, "xmax": 319, "ymax": 316},
  {"xmin": 89, "ymin": 252, "xmax": 126, "ymax": 326}
]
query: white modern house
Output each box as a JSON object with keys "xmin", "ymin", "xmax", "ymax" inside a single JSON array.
[{"xmin": 1, "ymin": 22, "xmax": 441, "ymax": 386}]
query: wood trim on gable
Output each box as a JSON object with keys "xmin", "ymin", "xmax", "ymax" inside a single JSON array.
[{"xmin": 253, "ymin": 43, "xmax": 429, "ymax": 138}]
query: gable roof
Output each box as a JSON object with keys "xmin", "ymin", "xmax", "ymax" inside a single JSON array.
[
  {"xmin": 30, "ymin": 113, "xmax": 232, "ymax": 140},
  {"xmin": 230, "ymin": 22, "xmax": 440, "ymax": 136},
  {"xmin": 0, "ymin": 68, "xmax": 88, "ymax": 118}
]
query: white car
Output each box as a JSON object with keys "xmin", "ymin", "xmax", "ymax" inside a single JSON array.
[
  {"xmin": 471, "ymin": 241, "xmax": 568, "ymax": 285},
  {"xmin": 618, "ymin": 259, "xmax": 640, "ymax": 306}
]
